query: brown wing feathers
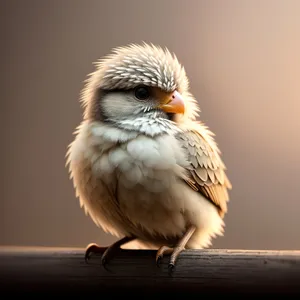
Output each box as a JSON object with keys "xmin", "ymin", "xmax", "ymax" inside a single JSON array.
[{"xmin": 176, "ymin": 129, "xmax": 232, "ymax": 218}]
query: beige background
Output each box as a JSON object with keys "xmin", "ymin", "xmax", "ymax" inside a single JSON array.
[{"xmin": 1, "ymin": 0, "xmax": 299, "ymax": 250}]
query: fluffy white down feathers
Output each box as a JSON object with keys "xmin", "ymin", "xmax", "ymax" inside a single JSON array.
[{"xmin": 66, "ymin": 43, "xmax": 231, "ymax": 251}]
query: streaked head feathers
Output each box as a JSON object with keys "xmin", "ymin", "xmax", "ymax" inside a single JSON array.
[{"xmin": 80, "ymin": 43, "xmax": 200, "ymax": 121}]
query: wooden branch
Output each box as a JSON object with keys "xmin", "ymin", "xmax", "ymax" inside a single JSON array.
[{"xmin": 0, "ymin": 246, "xmax": 300, "ymax": 295}]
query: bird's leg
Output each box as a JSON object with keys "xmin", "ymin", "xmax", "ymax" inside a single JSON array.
[
  {"xmin": 156, "ymin": 225, "xmax": 196, "ymax": 271},
  {"xmin": 85, "ymin": 236, "xmax": 135, "ymax": 266}
]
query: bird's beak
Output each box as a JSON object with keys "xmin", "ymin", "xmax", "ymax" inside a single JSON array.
[{"xmin": 158, "ymin": 90, "xmax": 185, "ymax": 114}]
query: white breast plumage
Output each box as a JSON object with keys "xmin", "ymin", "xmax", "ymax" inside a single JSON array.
[{"xmin": 67, "ymin": 120, "xmax": 225, "ymax": 250}]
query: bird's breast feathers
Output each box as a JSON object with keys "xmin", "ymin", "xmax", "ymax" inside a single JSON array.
[{"xmin": 67, "ymin": 120, "xmax": 226, "ymax": 247}]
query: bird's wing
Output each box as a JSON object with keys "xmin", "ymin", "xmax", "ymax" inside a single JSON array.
[{"xmin": 176, "ymin": 125, "xmax": 232, "ymax": 217}]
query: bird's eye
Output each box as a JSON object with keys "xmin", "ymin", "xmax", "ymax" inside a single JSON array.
[{"xmin": 134, "ymin": 86, "xmax": 150, "ymax": 100}]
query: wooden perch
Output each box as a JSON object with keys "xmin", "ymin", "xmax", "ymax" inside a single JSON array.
[{"xmin": 0, "ymin": 246, "xmax": 300, "ymax": 295}]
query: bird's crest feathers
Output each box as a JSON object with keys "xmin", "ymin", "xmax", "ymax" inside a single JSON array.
[{"xmin": 80, "ymin": 42, "xmax": 200, "ymax": 120}]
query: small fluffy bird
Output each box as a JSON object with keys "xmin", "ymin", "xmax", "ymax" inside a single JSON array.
[{"xmin": 66, "ymin": 43, "xmax": 232, "ymax": 269}]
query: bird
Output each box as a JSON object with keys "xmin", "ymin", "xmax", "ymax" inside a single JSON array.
[{"xmin": 66, "ymin": 42, "xmax": 232, "ymax": 270}]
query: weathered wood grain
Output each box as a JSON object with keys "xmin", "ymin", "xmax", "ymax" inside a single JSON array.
[{"xmin": 0, "ymin": 246, "xmax": 299, "ymax": 295}]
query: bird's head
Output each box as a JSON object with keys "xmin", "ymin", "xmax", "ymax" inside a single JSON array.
[{"xmin": 80, "ymin": 43, "xmax": 200, "ymax": 135}]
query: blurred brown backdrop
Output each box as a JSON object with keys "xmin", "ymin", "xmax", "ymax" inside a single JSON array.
[{"xmin": 1, "ymin": 0, "xmax": 299, "ymax": 250}]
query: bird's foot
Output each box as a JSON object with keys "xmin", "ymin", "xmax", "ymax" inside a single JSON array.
[
  {"xmin": 85, "ymin": 243, "xmax": 114, "ymax": 266},
  {"xmin": 155, "ymin": 225, "xmax": 197, "ymax": 272},
  {"xmin": 156, "ymin": 245, "xmax": 185, "ymax": 271},
  {"xmin": 85, "ymin": 236, "xmax": 135, "ymax": 267}
]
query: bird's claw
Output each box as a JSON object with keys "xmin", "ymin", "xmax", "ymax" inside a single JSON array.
[
  {"xmin": 168, "ymin": 263, "xmax": 175, "ymax": 273},
  {"xmin": 85, "ymin": 237, "xmax": 135, "ymax": 267},
  {"xmin": 156, "ymin": 255, "xmax": 162, "ymax": 267},
  {"xmin": 101, "ymin": 257, "xmax": 107, "ymax": 266},
  {"xmin": 155, "ymin": 245, "xmax": 172, "ymax": 267},
  {"xmin": 84, "ymin": 243, "xmax": 107, "ymax": 263},
  {"xmin": 155, "ymin": 245, "xmax": 185, "ymax": 271}
]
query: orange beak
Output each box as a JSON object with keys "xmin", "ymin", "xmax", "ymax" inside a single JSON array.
[{"xmin": 158, "ymin": 90, "xmax": 185, "ymax": 114}]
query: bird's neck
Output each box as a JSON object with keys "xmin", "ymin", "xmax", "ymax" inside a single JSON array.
[
  {"xmin": 87, "ymin": 116, "xmax": 181, "ymax": 147},
  {"xmin": 111, "ymin": 115, "xmax": 181, "ymax": 137}
]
